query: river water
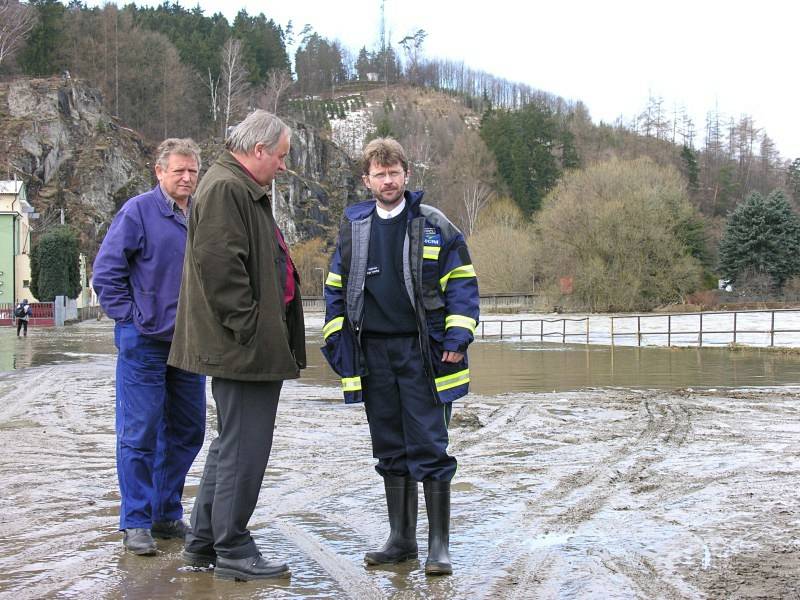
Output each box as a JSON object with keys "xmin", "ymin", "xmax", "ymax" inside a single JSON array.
[
  {"xmin": 1, "ymin": 319, "xmax": 800, "ymax": 599},
  {"xmin": 4, "ymin": 317, "xmax": 799, "ymax": 392}
]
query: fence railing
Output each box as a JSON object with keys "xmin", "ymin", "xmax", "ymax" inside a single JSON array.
[
  {"xmin": 478, "ymin": 309, "xmax": 800, "ymax": 348},
  {"xmin": 302, "ymin": 293, "xmax": 540, "ymax": 314},
  {"xmin": 480, "ymin": 317, "xmax": 591, "ymax": 343},
  {"xmin": 0, "ymin": 302, "xmax": 56, "ymax": 327},
  {"xmin": 609, "ymin": 309, "xmax": 800, "ymax": 347}
]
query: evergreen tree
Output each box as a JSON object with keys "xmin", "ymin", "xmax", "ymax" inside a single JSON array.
[
  {"xmin": 787, "ymin": 158, "xmax": 800, "ymax": 204},
  {"xmin": 294, "ymin": 32, "xmax": 346, "ymax": 95},
  {"xmin": 718, "ymin": 190, "xmax": 800, "ymax": 289},
  {"xmin": 30, "ymin": 225, "xmax": 82, "ymax": 302},
  {"xmin": 19, "ymin": 0, "xmax": 66, "ymax": 76},
  {"xmin": 355, "ymin": 46, "xmax": 371, "ymax": 80},
  {"xmin": 680, "ymin": 145, "xmax": 700, "ymax": 192},
  {"xmin": 480, "ymin": 102, "xmax": 566, "ymax": 214},
  {"xmin": 232, "ymin": 10, "xmax": 290, "ymax": 85}
]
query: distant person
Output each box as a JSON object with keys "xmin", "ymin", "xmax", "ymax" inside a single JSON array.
[
  {"xmin": 322, "ymin": 138, "xmax": 480, "ymax": 575},
  {"xmin": 168, "ymin": 110, "xmax": 306, "ymax": 581},
  {"xmin": 14, "ymin": 299, "xmax": 30, "ymax": 337},
  {"xmin": 92, "ymin": 138, "xmax": 206, "ymax": 556}
]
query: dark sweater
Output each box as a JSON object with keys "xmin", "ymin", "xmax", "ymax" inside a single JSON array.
[{"xmin": 362, "ymin": 208, "xmax": 417, "ymax": 335}]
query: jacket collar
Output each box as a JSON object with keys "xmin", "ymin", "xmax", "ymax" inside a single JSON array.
[
  {"xmin": 345, "ymin": 189, "xmax": 425, "ymax": 221},
  {"xmin": 151, "ymin": 184, "xmax": 185, "ymax": 218},
  {"xmin": 217, "ymin": 150, "xmax": 270, "ymax": 202}
]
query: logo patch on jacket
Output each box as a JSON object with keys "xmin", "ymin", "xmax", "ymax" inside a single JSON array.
[{"xmin": 424, "ymin": 227, "xmax": 441, "ymax": 246}]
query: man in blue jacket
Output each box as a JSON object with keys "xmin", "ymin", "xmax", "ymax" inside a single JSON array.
[
  {"xmin": 322, "ymin": 138, "xmax": 479, "ymax": 575},
  {"xmin": 93, "ymin": 138, "xmax": 206, "ymax": 556}
]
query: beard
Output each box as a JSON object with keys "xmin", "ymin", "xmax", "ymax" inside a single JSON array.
[{"xmin": 377, "ymin": 185, "xmax": 404, "ymax": 205}]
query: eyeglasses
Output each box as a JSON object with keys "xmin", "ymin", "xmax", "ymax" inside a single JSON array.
[{"xmin": 368, "ymin": 170, "xmax": 405, "ymax": 181}]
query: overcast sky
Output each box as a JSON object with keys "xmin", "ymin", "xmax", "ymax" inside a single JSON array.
[{"xmin": 105, "ymin": 0, "xmax": 799, "ymax": 159}]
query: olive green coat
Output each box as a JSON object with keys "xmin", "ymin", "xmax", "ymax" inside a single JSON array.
[{"xmin": 167, "ymin": 151, "xmax": 306, "ymax": 381}]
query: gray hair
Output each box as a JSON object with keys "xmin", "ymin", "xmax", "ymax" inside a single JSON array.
[
  {"xmin": 155, "ymin": 138, "xmax": 201, "ymax": 171},
  {"xmin": 225, "ymin": 110, "xmax": 290, "ymax": 155}
]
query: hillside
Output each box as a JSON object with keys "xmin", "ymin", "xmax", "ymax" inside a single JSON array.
[
  {"xmin": 0, "ymin": 76, "xmax": 361, "ymax": 261},
  {"xmin": 0, "ymin": 76, "xmax": 152, "ymax": 257}
]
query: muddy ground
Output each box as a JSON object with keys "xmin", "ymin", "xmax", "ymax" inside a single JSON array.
[{"xmin": 1, "ymin": 324, "xmax": 800, "ymax": 598}]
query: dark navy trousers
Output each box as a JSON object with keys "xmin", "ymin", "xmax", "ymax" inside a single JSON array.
[
  {"xmin": 114, "ymin": 322, "xmax": 206, "ymax": 530},
  {"xmin": 362, "ymin": 335, "xmax": 456, "ymax": 482}
]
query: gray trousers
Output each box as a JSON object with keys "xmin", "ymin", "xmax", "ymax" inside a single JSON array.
[{"xmin": 185, "ymin": 377, "xmax": 282, "ymax": 559}]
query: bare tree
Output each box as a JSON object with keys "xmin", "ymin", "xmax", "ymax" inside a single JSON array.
[
  {"xmin": 259, "ymin": 68, "xmax": 293, "ymax": 114},
  {"xmin": 204, "ymin": 67, "xmax": 220, "ymax": 125},
  {"xmin": 442, "ymin": 130, "xmax": 498, "ymax": 236},
  {"xmin": 219, "ymin": 37, "xmax": 250, "ymax": 137},
  {"xmin": 406, "ymin": 135, "xmax": 433, "ymax": 189},
  {"xmin": 0, "ymin": 0, "xmax": 37, "ymax": 68}
]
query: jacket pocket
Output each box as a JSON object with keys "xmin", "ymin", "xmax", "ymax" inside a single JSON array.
[
  {"xmin": 320, "ymin": 332, "xmax": 344, "ymax": 376},
  {"xmin": 428, "ymin": 331, "xmax": 468, "ymax": 379}
]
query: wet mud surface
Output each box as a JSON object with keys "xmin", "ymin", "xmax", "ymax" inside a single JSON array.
[{"xmin": 1, "ymin": 322, "xmax": 800, "ymax": 598}]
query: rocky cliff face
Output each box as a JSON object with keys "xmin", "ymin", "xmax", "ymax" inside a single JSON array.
[
  {"xmin": 0, "ymin": 77, "xmax": 152, "ymax": 257},
  {"xmin": 0, "ymin": 76, "xmax": 360, "ymax": 258},
  {"xmin": 276, "ymin": 119, "xmax": 362, "ymax": 244}
]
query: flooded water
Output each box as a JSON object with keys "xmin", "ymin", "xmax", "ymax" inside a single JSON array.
[
  {"xmin": 2, "ymin": 319, "xmax": 800, "ymax": 599},
  {"xmin": 3, "ymin": 318, "xmax": 800, "ymax": 393}
]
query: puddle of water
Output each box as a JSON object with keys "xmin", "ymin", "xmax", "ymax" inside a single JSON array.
[{"xmin": 526, "ymin": 531, "xmax": 573, "ymax": 550}]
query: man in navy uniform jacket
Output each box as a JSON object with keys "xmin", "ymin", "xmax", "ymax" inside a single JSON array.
[{"xmin": 322, "ymin": 138, "xmax": 479, "ymax": 575}]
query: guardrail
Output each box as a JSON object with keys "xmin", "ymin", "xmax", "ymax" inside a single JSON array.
[
  {"xmin": 480, "ymin": 317, "xmax": 591, "ymax": 343},
  {"xmin": 478, "ymin": 309, "xmax": 800, "ymax": 348},
  {"xmin": 609, "ymin": 309, "xmax": 800, "ymax": 347},
  {"xmin": 302, "ymin": 293, "xmax": 540, "ymax": 314}
]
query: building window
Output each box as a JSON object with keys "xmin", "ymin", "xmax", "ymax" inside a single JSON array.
[{"xmin": 23, "ymin": 280, "xmax": 30, "ymax": 288}]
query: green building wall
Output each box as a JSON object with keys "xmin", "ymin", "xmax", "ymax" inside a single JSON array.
[{"xmin": 0, "ymin": 214, "xmax": 16, "ymax": 304}]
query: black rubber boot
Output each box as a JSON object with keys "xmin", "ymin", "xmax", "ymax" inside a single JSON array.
[
  {"xmin": 423, "ymin": 480, "xmax": 452, "ymax": 575},
  {"xmin": 364, "ymin": 476, "xmax": 418, "ymax": 565}
]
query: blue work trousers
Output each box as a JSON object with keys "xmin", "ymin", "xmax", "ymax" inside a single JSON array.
[
  {"xmin": 114, "ymin": 322, "xmax": 206, "ymax": 530},
  {"xmin": 362, "ymin": 335, "xmax": 457, "ymax": 482}
]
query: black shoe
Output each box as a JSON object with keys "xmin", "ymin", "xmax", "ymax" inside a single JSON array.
[
  {"xmin": 423, "ymin": 480, "xmax": 452, "ymax": 575},
  {"xmin": 365, "ymin": 476, "xmax": 418, "ymax": 565},
  {"xmin": 182, "ymin": 549, "xmax": 217, "ymax": 568},
  {"xmin": 152, "ymin": 520, "xmax": 191, "ymax": 540},
  {"xmin": 214, "ymin": 554, "xmax": 290, "ymax": 581},
  {"xmin": 123, "ymin": 528, "xmax": 157, "ymax": 556}
]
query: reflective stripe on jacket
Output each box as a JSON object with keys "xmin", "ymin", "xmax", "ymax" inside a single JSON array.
[{"xmin": 321, "ymin": 190, "xmax": 479, "ymax": 404}]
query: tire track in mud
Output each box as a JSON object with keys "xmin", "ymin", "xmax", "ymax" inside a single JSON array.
[
  {"xmin": 0, "ymin": 366, "xmax": 56, "ymax": 424},
  {"xmin": 0, "ymin": 362, "xmax": 121, "ymax": 599},
  {"xmin": 479, "ymin": 392, "xmax": 698, "ymax": 599},
  {"xmin": 596, "ymin": 550, "xmax": 693, "ymax": 600},
  {"xmin": 535, "ymin": 395, "xmax": 693, "ymax": 527},
  {"xmin": 274, "ymin": 521, "xmax": 385, "ymax": 600}
]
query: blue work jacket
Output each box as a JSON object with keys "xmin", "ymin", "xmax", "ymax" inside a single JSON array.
[{"xmin": 93, "ymin": 185, "xmax": 189, "ymax": 342}]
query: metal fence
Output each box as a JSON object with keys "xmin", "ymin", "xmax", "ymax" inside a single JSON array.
[
  {"xmin": 609, "ymin": 309, "xmax": 800, "ymax": 347},
  {"xmin": 478, "ymin": 309, "xmax": 800, "ymax": 348},
  {"xmin": 302, "ymin": 293, "xmax": 541, "ymax": 314},
  {"xmin": 480, "ymin": 317, "xmax": 591, "ymax": 343},
  {"xmin": 0, "ymin": 302, "xmax": 56, "ymax": 327}
]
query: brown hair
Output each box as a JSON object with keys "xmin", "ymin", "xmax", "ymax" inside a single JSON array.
[{"xmin": 361, "ymin": 137, "xmax": 408, "ymax": 176}]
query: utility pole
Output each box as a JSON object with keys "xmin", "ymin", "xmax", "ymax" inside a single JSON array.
[{"xmin": 380, "ymin": 0, "xmax": 387, "ymax": 90}]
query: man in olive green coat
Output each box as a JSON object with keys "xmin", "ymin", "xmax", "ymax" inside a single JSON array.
[{"xmin": 168, "ymin": 110, "xmax": 305, "ymax": 581}]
